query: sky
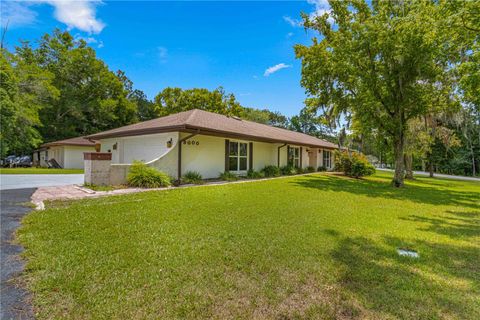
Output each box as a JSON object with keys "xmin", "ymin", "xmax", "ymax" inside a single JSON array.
[{"xmin": 1, "ymin": 0, "xmax": 331, "ymax": 117}]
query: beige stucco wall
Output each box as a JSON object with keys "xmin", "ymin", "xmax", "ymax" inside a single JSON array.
[
  {"xmin": 48, "ymin": 146, "xmax": 65, "ymax": 167},
  {"xmin": 101, "ymin": 132, "xmax": 179, "ymax": 164},
  {"xmin": 252, "ymin": 141, "xmax": 278, "ymax": 170},
  {"xmin": 180, "ymin": 133, "xmax": 225, "ymax": 179},
  {"xmin": 96, "ymin": 130, "xmax": 337, "ymax": 184},
  {"xmin": 37, "ymin": 145, "xmax": 93, "ymax": 169},
  {"xmin": 180, "ymin": 134, "xmax": 312, "ymax": 178},
  {"xmin": 38, "ymin": 150, "xmax": 48, "ymax": 167},
  {"xmin": 64, "ymin": 146, "xmax": 95, "ymax": 169}
]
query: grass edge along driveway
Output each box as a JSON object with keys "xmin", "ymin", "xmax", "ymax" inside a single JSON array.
[
  {"xmin": 0, "ymin": 168, "xmax": 83, "ymax": 174},
  {"xmin": 18, "ymin": 172, "xmax": 480, "ymax": 319}
]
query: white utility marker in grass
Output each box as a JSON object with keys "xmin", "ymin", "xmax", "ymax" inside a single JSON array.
[{"xmin": 397, "ymin": 248, "xmax": 419, "ymax": 258}]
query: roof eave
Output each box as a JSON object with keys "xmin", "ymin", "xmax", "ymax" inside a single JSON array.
[
  {"xmin": 183, "ymin": 125, "xmax": 337, "ymax": 149},
  {"xmin": 87, "ymin": 124, "xmax": 337, "ymax": 149}
]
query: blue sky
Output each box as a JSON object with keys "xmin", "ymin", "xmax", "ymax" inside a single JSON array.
[{"xmin": 1, "ymin": 1, "xmax": 330, "ymax": 116}]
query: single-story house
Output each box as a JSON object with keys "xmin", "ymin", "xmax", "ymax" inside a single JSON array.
[
  {"xmin": 86, "ymin": 109, "xmax": 338, "ymax": 183},
  {"xmin": 34, "ymin": 137, "xmax": 97, "ymax": 169}
]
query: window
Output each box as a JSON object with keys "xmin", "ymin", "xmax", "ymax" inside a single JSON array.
[
  {"xmin": 288, "ymin": 146, "xmax": 300, "ymax": 168},
  {"xmin": 323, "ymin": 150, "xmax": 331, "ymax": 168},
  {"xmin": 229, "ymin": 141, "xmax": 248, "ymax": 172}
]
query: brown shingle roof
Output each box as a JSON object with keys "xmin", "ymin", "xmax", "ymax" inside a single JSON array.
[
  {"xmin": 86, "ymin": 109, "xmax": 338, "ymax": 149},
  {"xmin": 41, "ymin": 136, "xmax": 97, "ymax": 148}
]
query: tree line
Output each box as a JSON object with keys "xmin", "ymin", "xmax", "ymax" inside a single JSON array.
[
  {"xmin": 0, "ymin": 29, "xmax": 332, "ymax": 158},
  {"xmin": 296, "ymin": 0, "xmax": 479, "ymax": 185}
]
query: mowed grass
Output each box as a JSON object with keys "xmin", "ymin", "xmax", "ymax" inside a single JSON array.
[
  {"xmin": 18, "ymin": 172, "xmax": 480, "ymax": 319},
  {"xmin": 0, "ymin": 167, "xmax": 83, "ymax": 174}
]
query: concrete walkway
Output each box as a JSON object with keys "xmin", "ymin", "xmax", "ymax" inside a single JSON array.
[
  {"xmin": 1, "ymin": 188, "xmax": 35, "ymax": 320},
  {"xmin": 0, "ymin": 174, "xmax": 84, "ymax": 191},
  {"xmin": 376, "ymin": 168, "xmax": 480, "ymax": 182},
  {"xmin": 31, "ymin": 185, "xmax": 170, "ymax": 209}
]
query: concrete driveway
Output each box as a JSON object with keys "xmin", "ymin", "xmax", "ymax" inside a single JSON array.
[
  {"xmin": 0, "ymin": 174, "xmax": 84, "ymax": 190},
  {"xmin": 1, "ymin": 188, "xmax": 35, "ymax": 320}
]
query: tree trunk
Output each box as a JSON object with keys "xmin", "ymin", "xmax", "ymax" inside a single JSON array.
[
  {"xmin": 392, "ymin": 133, "xmax": 405, "ymax": 187},
  {"xmin": 404, "ymin": 153, "xmax": 414, "ymax": 180},
  {"xmin": 428, "ymin": 157, "xmax": 434, "ymax": 178},
  {"xmin": 470, "ymin": 143, "xmax": 476, "ymax": 177}
]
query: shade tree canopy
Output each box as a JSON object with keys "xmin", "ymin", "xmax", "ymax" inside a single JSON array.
[{"xmin": 295, "ymin": 0, "xmax": 478, "ymax": 186}]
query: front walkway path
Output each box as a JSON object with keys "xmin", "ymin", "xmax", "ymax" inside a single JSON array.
[{"xmin": 31, "ymin": 185, "xmax": 166, "ymax": 209}]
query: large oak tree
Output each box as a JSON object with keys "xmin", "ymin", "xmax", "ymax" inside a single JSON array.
[{"xmin": 295, "ymin": 0, "xmax": 475, "ymax": 186}]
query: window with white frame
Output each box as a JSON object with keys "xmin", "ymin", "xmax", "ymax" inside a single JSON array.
[
  {"xmin": 323, "ymin": 150, "xmax": 331, "ymax": 168},
  {"xmin": 229, "ymin": 141, "xmax": 248, "ymax": 172},
  {"xmin": 288, "ymin": 146, "xmax": 300, "ymax": 168}
]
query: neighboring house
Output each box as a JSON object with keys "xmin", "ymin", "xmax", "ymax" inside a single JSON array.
[
  {"xmin": 34, "ymin": 137, "xmax": 97, "ymax": 169},
  {"xmin": 87, "ymin": 109, "xmax": 338, "ymax": 182}
]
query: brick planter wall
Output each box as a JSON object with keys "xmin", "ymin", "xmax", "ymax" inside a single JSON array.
[{"xmin": 84, "ymin": 153, "xmax": 112, "ymax": 186}]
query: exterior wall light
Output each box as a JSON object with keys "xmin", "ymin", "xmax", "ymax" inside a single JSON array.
[{"xmin": 167, "ymin": 138, "xmax": 173, "ymax": 148}]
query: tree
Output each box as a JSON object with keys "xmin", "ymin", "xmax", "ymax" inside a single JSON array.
[
  {"xmin": 154, "ymin": 87, "xmax": 243, "ymax": 117},
  {"xmin": 295, "ymin": 0, "xmax": 474, "ymax": 186},
  {"xmin": 0, "ymin": 48, "xmax": 57, "ymax": 156},
  {"xmin": 130, "ymin": 89, "xmax": 156, "ymax": 121},
  {"xmin": 20, "ymin": 30, "xmax": 137, "ymax": 142},
  {"xmin": 241, "ymin": 108, "xmax": 289, "ymax": 128},
  {"xmin": 289, "ymin": 107, "xmax": 333, "ymax": 140}
]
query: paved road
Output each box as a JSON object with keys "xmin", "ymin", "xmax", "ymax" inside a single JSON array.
[
  {"xmin": 0, "ymin": 174, "xmax": 84, "ymax": 190},
  {"xmin": 1, "ymin": 188, "xmax": 35, "ymax": 320},
  {"xmin": 376, "ymin": 168, "xmax": 480, "ymax": 182}
]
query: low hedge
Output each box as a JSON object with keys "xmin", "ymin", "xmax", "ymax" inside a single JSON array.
[
  {"xmin": 334, "ymin": 150, "xmax": 375, "ymax": 178},
  {"xmin": 127, "ymin": 161, "xmax": 171, "ymax": 188},
  {"xmin": 261, "ymin": 165, "xmax": 281, "ymax": 177}
]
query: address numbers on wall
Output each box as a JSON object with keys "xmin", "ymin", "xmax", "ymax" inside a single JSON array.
[{"xmin": 183, "ymin": 140, "xmax": 200, "ymax": 146}]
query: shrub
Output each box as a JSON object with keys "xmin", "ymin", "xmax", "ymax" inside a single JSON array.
[
  {"xmin": 219, "ymin": 171, "xmax": 238, "ymax": 181},
  {"xmin": 280, "ymin": 165, "xmax": 297, "ymax": 175},
  {"xmin": 127, "ymin": 161, "xmax": 171, "ymax": 188},
  {"xmin": 182, "ymin": 171, "xmax": 203, "ymax": 184},
  {"xmin": 296, "ymin": 167, "xmax": 306, "ymax": 174},
  {"xmin": 305, "ymin": 166, "xmax": 316, "ymax": 173},
  {"xmin": 317, "ymin": 166, "xmax": 327, "ymax": 172},
  {"xmin": 334, "ymin": 150, "xmax": 375, "ymax": 178},
  {"xmin": 247, "ymin": 169, "xmax": 264, "ymax": 179},
  {"xmin": 261, "ymin": 165, "xmax": 280, "ymax": 177}
]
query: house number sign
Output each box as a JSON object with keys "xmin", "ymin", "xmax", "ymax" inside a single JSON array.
[{"xmin": 183, "ymin": 140, "xmax": 200, "ymax": 146}]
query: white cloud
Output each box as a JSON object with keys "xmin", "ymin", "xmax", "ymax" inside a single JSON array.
[
  {"xmin": 307, "ymin": 0, "xmax": 334, "ymax": 23},
  {"xmin": 283, "ymin": 0, "xmax": 333, "ymax": 27},
  {"xmin": 1, "ymin": 1, "xmax": 105, "ymax": 33},
  {"xmin": 283, "ymin": 16, "xmax": 302, "ymax": 27},
  {"xmin": 157, "ymin": 46, "xmax": 168, "ymax": 63},
  {"xmin": 74, "ymin": 34, "xmax": 104, "ymax": 48},
  {"xmin": 264, "ymin": 63, "xmax": 291, "ymax": 77},
  {"xmin": 45, "ymin": 0, "xmax": 105, "ymax": 34},
  {"xmin": 1, "ymin": 1, "xmax": 37, "ymax": 28}
]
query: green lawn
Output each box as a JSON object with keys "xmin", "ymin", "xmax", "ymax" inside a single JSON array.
[
  {"xmin": 18, "ymin": 172, "xmax": 479, "ymax": 319},
  {"xmin": 0, "ymin": 167, "xmax": 83, "ymax": 174}
]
